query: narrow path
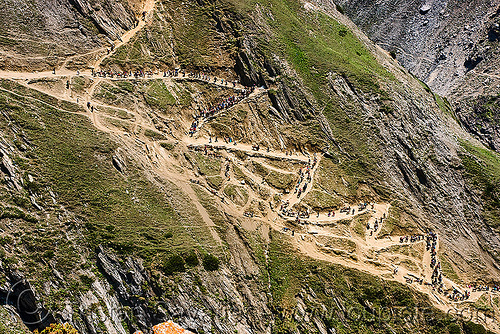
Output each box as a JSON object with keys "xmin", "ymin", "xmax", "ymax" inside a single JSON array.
[
  {"xmin": 0, "ymin": 7, "xmax": 498, "ymax": 331},
  {"xmin": 93, "ymin": 0, "xmax": 156, "ymax": 71}
]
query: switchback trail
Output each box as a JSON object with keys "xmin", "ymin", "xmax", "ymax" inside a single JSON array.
[{"xmin": 0, "ymin": 3, "xmax": 498, "ymax": 331}]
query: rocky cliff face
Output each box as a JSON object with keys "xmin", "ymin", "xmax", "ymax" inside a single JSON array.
[
  {"xmin": 335, "ymin": 0, "xmax": 500, "ymax": 153},
  {"xmin": 335, "ymin": 0, "xmax": 500, "ymax": 96},
  {"xmin": 0, "ymin": 0, "xmax": 137, "ymax": 71}
]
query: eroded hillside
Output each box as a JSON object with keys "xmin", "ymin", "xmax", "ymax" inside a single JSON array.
[
  {"xmin": 335, "ymin": 0, "xmax": 500, "ymax": 153},
  {"xmin": 0, "ymin": 0, "xmax": 499, "ymax": 333}
]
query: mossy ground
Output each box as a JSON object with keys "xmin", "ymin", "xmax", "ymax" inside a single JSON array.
[
  {"xmin": 458, "ymin": 139, "xmax": 500, "ymax": 233},
  {"xmin": 0, "ymin": 80, "xmax": 218, "ymax": 265}
]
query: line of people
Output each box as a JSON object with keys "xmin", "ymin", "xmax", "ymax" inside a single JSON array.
[
  {"xmin": 399, "ymin": 234, "xmax": 425, "ymax": 243},
  {"xmin": 92, "ymin": 69, "xmax": 155, "ymax": 78},
  {"xmin": 468, "ymin": 284, "xmax": 500, "ymax": 293},
  {"xmin": 189, "ymin": 89, "xmax": 253, "ymax": 136},
  {"xmin": 90, "ymin": 67, "xmax": 249, "ymax": 94}
]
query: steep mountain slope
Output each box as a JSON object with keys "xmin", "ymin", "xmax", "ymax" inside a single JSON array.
[
  {"xmin": 0, "ymin": 0, "xmax": 499, "ymax": 334},
  {"xmin": 0, "ymin": 0, "xmax": 137, "ymax": 71},
  {"xmin": 335, "ymin": 0, "xmax": 500, "ymax": 152}
]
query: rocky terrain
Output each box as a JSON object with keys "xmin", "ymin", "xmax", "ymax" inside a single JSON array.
[
  {"xmin": 0, "ymin": 0, "xmax": 499, "ymax": 334},
  {"xmin": 335, "ymin": 0, "xmax": 500, "ymax": 152},
  {"xmin": 0, "ymin": 0, "xmax": 137, "ymax": 71}
]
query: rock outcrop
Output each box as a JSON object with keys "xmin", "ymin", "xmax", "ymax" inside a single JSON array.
[
  {"xmin": 334, "ymin": 0, "xmax": 500, "ymax": 153},
  {"xmin": 0, "ymin": 0, "xmax": 137, "ymax": 71}
]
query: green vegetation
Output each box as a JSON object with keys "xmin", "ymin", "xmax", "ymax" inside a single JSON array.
[
  {"xmin": 207, "ymin": 175, "xmax": 224, "ymax": 190},
  {"xmin": 302, "ymin": 189, "xmax": 341, "ymax": 210},
  {"xmin": 459, "ymin": 139, "xmax": 500, "ymax": 232},
  {"xmin": 315, "ymin": 158, "xmax": 369, "ymax": 200},
  {"xmin": 439, "ymin": 253, "xmax": 460, "ymax": 282},
  {"xmin": 100, "ymin": 106, "xmax": 134, "ymax": 120},
  {"xmin": 384, "ymin": 243, "xmax": 424, "ymax": 260},
  {"xmin": 0, "ymin": 206, "xmax": 37, "ymax": 223},
  {"xmin": 265, "ymin": 170, "xmax": 297, "ymax": 190},
  {"xmin": 351, "ymin": 212, "xmax": 370, "ymax": 238},
  {"xmin": 0, "ymin": 80, "xmax": 217, "ymax": 266},
  {"xmin": 463, "ymin": 321, "xmax": 496, "ymax": 334},
  {"xmin": 192, "ymin": 184, "xmax": 226, "ymax": 227},
  {"xmin": 0, "ymin": 306, "xmax": 30, "ymax": 334},
  {"xmin": 251, "ymin": 162, "xmax": 297, "ymax": 190},
  {"xmin": 377, "ymin": 204, "xmax": 417, "ymax": 237},
  {"xmin": 255, "ymin": 0, "xmax": 394, "ymax": 186},
  {"xmin": 223, "ymin": 184, "xmax": 248, "ymax": 206},
  {"xmin": 265, "ymin": 159, "xmax": 303, "ymax": 172},
  {"xmin": 163, "ymin": 254, "xmax": 186, "ymax": 275},
  {"xmin": 202, "ymin": 253, "xmax": 220, "ymax": 271},
  {"xmin": 471, "ymin": 94, "xmax": 500, "ymax": 125},
  {"xmin": 184, "ymin": 251, "xmax": 200, "ymax": 267},
  {"xmin": 144, "ymin": 80, "xmax": 176, "ymax": 109},
  {"xmin": 144, "ymin": 129, "xmax": 167, "ymax": 140},
  {"xmin": 190, "ymin": 152, "xmax": 222, "ymax": 176},
  {"xmin": 70, "ymin": 76, "xmax": 88, "ymax": 93},
  {"xmin": 93, "ymin": 82, "xmax": 135, "ymax": 107},
  {"xmin": 317, "ymin": 235, "xmax": 356, "ymax": 253},
  {"xmin": 262, "ymin": 0, "xmax": 392, "ymax": 93},
  {"xmin": 474, "ymin": 295, "xmax": 494, "ymax": 313},
  {"xmin": 160, "ymin": 142, "xmax": 176, "ymax": 150},
  {"xmin": 233, "ymin": 165, "xmax": 254, "ymax": 185}
]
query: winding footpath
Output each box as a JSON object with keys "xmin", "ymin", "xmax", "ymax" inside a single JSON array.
[{"xmin": 0, "ymin": 3, "xmax": 498, "ymax": 331}]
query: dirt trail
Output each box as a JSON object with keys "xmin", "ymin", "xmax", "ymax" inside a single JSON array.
[
  {"xmin": 1, "ymin": 4, "xmax": 498, "ymax": 332},
  {"xmin": 93, "ymin": 0, "xmax": 156, "ymax": 71}
]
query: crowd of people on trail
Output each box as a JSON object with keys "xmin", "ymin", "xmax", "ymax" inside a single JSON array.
[
  {"xmin": 189, "ymin": 88, "xmax": 254, "ymax": 136},
  {"xmin": 224, "ymin": 160, "xmax": 230, "ymax": 179},
  {"xmin": 197, "ymin": 91, "xmax": 250, "ymax": 120},
  {"xmin": 404, "ymin": 273, "xmax": 424, "ymax": 285},
  {"xmin": 292, "ymin": 154, "xmax": 317, "ymax": 199},
  {"xmin": 427, "ymin": 232, "xmax": 442, "ymax": 287},
  {"xmin": 399, "ymin": 234, "xmax": 425, "ymax": 243},
  {"xmin": 187, "ymin": 143, "xmax": 223, "ymax": 159},
  {"xmin": 294, "ymin": 164, "xmax": 313, "ymax": 198},
  {"xmin": 366, "ymin": 211, "xmax": 384, "ymax": 236},
  {"xmin": 90, "ymin": 68, "xmax": 245, "ymax": 89},
  {"xmin": 468, "ymin": 284, "xmax": 500, "ymax": 292},
  {"xmin": 164, "ymin": 69, "xmax": 240, "ymax": 88},
  {"xmin": 427, "ymin": 232, "xmax": 439, "ymax": 268},
  {"xmin": 424, "ymin": 232, "xmax": 471, "ymax": 301},
  {"xmin": 91, "ymin": 69, "xmax": 156, "ymax": 78},
  {"xmin": 446, "ymin": 287, "xmax": 471, "ymax": 301}
]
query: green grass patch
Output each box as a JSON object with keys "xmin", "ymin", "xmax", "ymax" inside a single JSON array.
[
  {"xmin": 265, "ymin": 170, "xmax": 297, "ymax": 190},
  {"xmin": 191, "ymin": 152, "xmax": 222, "ymax": 176},
  {"xmin": 223, "ymin": 184, "xmax": 248, "ymax": 206},
  {"xmin": 144, "ymin": 80, "xmax": 176, "ymax": 109},
  {"xmin": 439, "ymin": 253, "xmax": 460, "ymax": 282},
  {"xmin": 0, "ymin": 81, "xmax": 216, "ymax": 265},
  {"xmin": 302, "ymin": 189, "xmax": 341, "ymax": 210},
  {"xmin": 251, "ymin": 161, "xmax": 297, "ymax": 190},
  {"xmin": 459, "ymin": 139, "xmax": 500, "ymax": 232},
  {"xmin": 316, "ymin": 235, "xmax": 356, "ymax": 253},
  {"xmin": 191, "ymin": 184, "xmax": 225, "ymax": 226},
  {"xmin": 351, "ymin": 212, "xmax": 370, "ymax": 238},
  {"xmin": 160, "ymin": 142, "xmax": 176, "ymax": 150},
  {"xmin": 206, "ymin": 175, "xmax": 224, "ymax": 190},
  {"xmin": 144, "ymin": 129, "xmax": 167, "ymax": 140}
]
